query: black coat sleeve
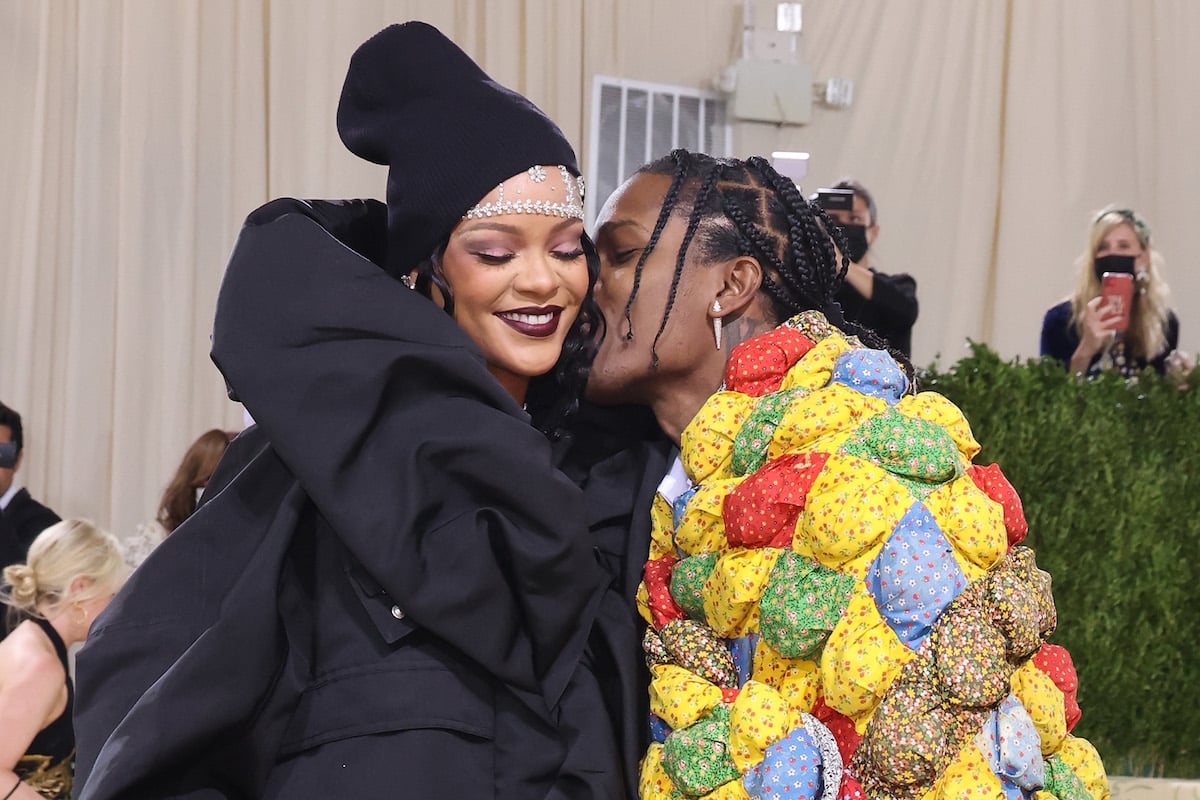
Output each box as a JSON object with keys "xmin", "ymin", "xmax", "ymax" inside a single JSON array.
[{"xmin": 74, "ymin": 431, "xmax": 308, "ymax": 800}]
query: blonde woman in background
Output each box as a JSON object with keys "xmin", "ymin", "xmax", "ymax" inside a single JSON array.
[
  {"xmin": 1040, "ymin": 205, "xmax": 1189, "ymax": 377},
  {"xmin": 0, "ymin": 520, "xmax": 125, "ymax": 800}
]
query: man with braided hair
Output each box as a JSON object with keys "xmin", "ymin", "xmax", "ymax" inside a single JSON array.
[{"xmin": 580, "ymin": 149, "xmax": 1108, "ymax": 800}]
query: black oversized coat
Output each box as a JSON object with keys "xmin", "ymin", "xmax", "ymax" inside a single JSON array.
[{"xmin": 73, "ymin": 199, "xmax": 628, "ymax": 799}]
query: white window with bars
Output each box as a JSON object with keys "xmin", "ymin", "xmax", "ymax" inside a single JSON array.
[{"xmin": 586, "ymin": 76, "xmax": 733, "ymax": 225}]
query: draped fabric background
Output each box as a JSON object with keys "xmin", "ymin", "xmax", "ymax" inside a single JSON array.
[{"xmin": 2, "ymin": 0, "xmax": 1196, "ymax": 541}]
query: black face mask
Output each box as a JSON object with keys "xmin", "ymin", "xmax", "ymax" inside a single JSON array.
[
  {"xmin": 1093, "ymin": 253, "xmax": 1136, "ymax": 281},
  {"xmin": 840, "ymin": 224, "xmax": 870, "ymax": 263},
  {"xmin": 0, "ymin": 441, "xmax": 17, "ymax": 469}
]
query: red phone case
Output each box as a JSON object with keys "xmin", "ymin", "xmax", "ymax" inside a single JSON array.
[{"xmin": 1100, "ymin": 272, "xmax": 1134, "ymax": 332}]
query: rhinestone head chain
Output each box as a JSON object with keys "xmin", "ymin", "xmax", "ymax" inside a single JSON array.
[{"xmin": 464, "ymin": 165, "xmax": 585, "ymax": 220}]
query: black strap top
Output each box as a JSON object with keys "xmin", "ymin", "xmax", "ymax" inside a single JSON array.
[{"xmin": 15, "ymin": 617, "xmax": 75, "ymax": 799}]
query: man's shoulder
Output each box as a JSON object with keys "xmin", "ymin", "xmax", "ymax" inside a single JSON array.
[{"xmin": 4, "ymin": 488, "xmax": 60, "ymax": 535}]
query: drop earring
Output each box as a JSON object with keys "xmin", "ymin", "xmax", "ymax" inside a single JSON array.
[{"xmin": 712, "ymin": 300, "xmax": 723, "ymax": 350}]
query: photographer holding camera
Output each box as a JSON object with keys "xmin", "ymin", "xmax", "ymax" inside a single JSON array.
[
  {"xmin": 813, "ymin": 179, "xmax": 919, "ymax": 358},
  {"xmin": 0, "ymin": 402, "xmax": 61, "ymax": 577}
]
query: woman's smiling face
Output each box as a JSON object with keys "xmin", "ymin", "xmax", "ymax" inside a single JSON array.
[{"xmin": 439, "ymin": 168, "xmax": 589, "ymax": 401}]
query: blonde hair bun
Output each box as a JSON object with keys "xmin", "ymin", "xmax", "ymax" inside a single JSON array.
[{"xmin": 0, "ymin": 519, "xmax": 126, "ymax": 618}]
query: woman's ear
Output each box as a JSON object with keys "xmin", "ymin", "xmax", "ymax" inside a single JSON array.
[
  {"xmin": 68, "ymin": 575, "xmax": 95, "ymax": 597},
  {"xmin": 713, "ymin": 256, "xmax": 763, "ymax": 316}
]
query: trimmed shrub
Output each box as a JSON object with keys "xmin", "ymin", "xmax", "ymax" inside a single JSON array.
[{"xmin": 922, "ymin": 344, "xmax": 1200, "ymax": 778}]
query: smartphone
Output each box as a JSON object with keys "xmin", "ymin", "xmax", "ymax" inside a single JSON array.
[{"xmin": 1100, "ymin": 272, "xmax": 1134, "ymax": 332}]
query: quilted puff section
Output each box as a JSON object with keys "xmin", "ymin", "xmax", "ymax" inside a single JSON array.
[
  {"xmin": 676, "ymin": 479, "xmax": 746, "ymax": 557},
  {"xmin": 733, "ymin": 388, "xmax": 814, "ymax": 476},
  {"xmin": 760, "ymin": 550, "xmax": 859, "ymax": 659},
  {"xmin": 1057, "ymin": 736, "xmax": 1109, "ymax": 800},
  {"xmin": 724, "ymin": 325, "xmax": 818, "ymax": 397},
  {"xmin": 927, "ymin": 740, "xmax": 1006, "ymax": 800},
  {"xmin": 1040, "ymin": 753, "xmax": 1092, "ymax": 800},
  {"xmin": 1032, "ymin": 644, "xmax": 1081, "ymax": 733},
  {"xmin": 650, "ymin": 663, "xmax": 726, "ymax": 731},
  {"xmin": 682, "ymin": 391, "xmax": 754, "ymax": 484},
  {"xmin": 979, "ymin": 553, "xmax": 1052, "ymax": 662},
  {"xmin": 810, "ymin": 696, "xmax": 863, "ymax": 768},
  {"xmin": 819, "ymin": 592, "xmax": 915, "ymax": 724},
  {"xmin": 662, "ymin": 704, "xmax": 742, "ymax": 796},
  {"xmin": 1000, "ymin": 547, "xmax": 1057, "ymax": 641},
  {"xmin": 974, "ymin": 695, "xmax": 1046, "ymax": 792},
  {"xmin": 768, "ymin": 383, "xmax": 885, "ymax": 462},
  {"xmin": 659, "ymin": 617, "xmax": 741, "ymax": 689},
  {"xmin": 895, "ymin": 392, "xmax": 981, "ymax": 463},
  {"xmin": 798, "ymin": 456, "xmax": 914, "ymax": 578},
  {"xmin": 854, "ymin": 671, "xmax": 981, "ymax": 797},
  {"xmin": 829, "ymin": 348, "xmax": 909, "ymax": 406},
  {"xmin": 650, "ymin": 492, "xmax": 681, "ymax": 561},
  {"xmin": 672, "ymin": 552, "xmax": 720, "ymax": 622},
  {"xmin": 923, "ymin": 477, "xmax": 1008, "ymax": 579},
  {"xmin": 752, "ymin": 637, "xmax": 821, "ymax": 712},
  {"xmin": 703, "ymin": 548, "xmax": 785, "ymax": 638},
  {"xmin": 965, "ymin": 463, "xmax": 1028, "ymax": 548},
  {"xmin": 865, "ymin": 503, "xmax": 967, "ymax": 650},
  {"xmin": 645, "ymin": 554, "xmax": 686, "ymax": 628},
  {"xmin": 840, "ymin": 406, "xmax": 963, "ymax": 493},
  {"xmin": 928, "ymin": 604, "xmax": 1012, "ymax": 709},
  {"xmin": 778, "ymin": 331, "xmax": 856, "ymax": 393},
  {"xmin": 639, "ymin": 743, "xmax": 679, "ymax": 799},
  {"xmin": 740, "ymin": 732, "xmax": 817, "ymax": 800},
  {"xmin": 1009, "ymin": 661, "xmax": 1068, "ymax": 757},
  {"xmin": 728, "ymin": 681, "xmax": 804, "ymax": 771},
  {"xmin": 724, "ymin": 453, "xmax": 830, "ymax": 550}
]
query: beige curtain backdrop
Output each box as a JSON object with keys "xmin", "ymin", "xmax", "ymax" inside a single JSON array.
[{"xmin": 2, "ymin": 0, "xmax": 1196, "ymax": 541}]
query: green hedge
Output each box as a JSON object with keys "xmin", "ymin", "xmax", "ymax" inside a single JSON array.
[{"xmin": 921, "ymin": 345, "xmax": 1200, "ymax": 778}]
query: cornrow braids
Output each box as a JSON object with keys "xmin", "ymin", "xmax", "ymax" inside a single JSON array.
[
  {"xmin": 745, "ymin": 156, "xmax": 846, "ymax": 313},
  {"xmin": 648, "ymin": 160, "xmax": 723, "ymax": 367},
  {"xmin": 718, "ymin": 190, "xmax": 799, "ymax": 314},
  {"xmin": 738, "ymin": 157, "xmax": 902, "ymax": 363},
  {"xmin": 629, "ymin": 149, "xmax": 912, "ymax": 378},
  {"xmin": 622, "ymin": 150, "xmax": 690, "ymax": 341}
]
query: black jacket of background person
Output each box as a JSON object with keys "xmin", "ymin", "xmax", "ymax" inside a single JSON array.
[
  {"xmin": 557, "ymin": 402, "xmax": 673, "ymax": 798},
  {"xmin": 836, "ymin": 268, "xmax": 919, "ymax": 358},
  {"xmin": 0, "ymin": 488, "xmax": 61, "ymax": 572},
  {"xmin": 73, "ymin": 199, "xmax": 622, "ymax": 800}
]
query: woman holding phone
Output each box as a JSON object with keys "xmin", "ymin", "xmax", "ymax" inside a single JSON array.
[{"xmin": 1040, "ymin": 205, "xmax": 1185, "ymax": 377}]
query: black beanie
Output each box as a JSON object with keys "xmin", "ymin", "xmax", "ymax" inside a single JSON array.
[{"xmin": 337, "ymin": 21, "xmax": 580, "ymax": 276}]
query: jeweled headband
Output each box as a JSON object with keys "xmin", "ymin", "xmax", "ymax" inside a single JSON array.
[{"xmin": 464, "ymin": 165, "xmax": 585, "ymax": 220}]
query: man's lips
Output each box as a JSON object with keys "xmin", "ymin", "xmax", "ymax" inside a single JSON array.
[{"xmin": 496, "ymin": 306, "xmax": 563, "ymax": 338}]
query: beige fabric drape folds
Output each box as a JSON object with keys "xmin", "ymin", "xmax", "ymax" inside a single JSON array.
[{"xmin": 2, "ymin": 0, "xmax": 1196, "ymax": 539}]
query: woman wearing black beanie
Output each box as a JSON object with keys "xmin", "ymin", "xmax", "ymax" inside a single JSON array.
[{"xmin": 72, "ymin": 22, "xmax": 624, "ymax": 800}]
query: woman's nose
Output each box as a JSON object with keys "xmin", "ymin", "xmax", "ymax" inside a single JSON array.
[{"xmin": 513, "ymin": 254, "xmax": 559, "ymax": 298}]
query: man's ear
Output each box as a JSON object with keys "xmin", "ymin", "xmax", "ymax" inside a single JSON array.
[{"xmin": 713, "ymin": 256, "xmax": 763, "ymax": 316}]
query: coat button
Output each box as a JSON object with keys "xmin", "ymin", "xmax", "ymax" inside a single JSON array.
[{"xmin": 390, "ymin": 605, "xmax": 405, "ymax": 620}]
